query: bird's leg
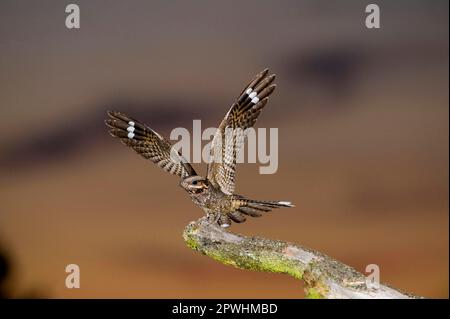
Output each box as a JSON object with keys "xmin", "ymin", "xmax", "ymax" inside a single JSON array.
[
  {"xmin": 205, "ymin": 212, "xmax": 221, "ymax": 226},
  {"xmin": 205, "ymin": 211, "xmax": 213, "ymax": 222}
]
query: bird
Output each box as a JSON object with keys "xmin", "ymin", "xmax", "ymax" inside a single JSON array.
[{"xmin": 105, "ymin": 69, "xmax": 294, "ymax": 228}]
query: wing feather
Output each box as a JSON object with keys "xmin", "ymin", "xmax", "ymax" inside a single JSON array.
[
  {"xmin": 105, "ymin": 111, "xmax": 197, "ymax": 179},
  {"xmin": 207, "ymin": 69, "xmax": 276, "ymax": 194}
]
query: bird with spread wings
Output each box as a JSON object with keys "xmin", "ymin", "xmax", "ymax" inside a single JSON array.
[{"xmin": 105, "ymin": 69, "xmax": 294, "ymax": 228}]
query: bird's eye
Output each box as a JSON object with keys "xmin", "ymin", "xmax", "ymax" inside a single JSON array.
[{"xmin": 192, "ymin": 180, "xmax": 198, "ymax": 185}]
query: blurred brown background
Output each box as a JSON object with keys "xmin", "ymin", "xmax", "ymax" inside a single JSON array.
[{"xmin": 0, "ymin": 0, "xmax": 448, "ymax": 298}]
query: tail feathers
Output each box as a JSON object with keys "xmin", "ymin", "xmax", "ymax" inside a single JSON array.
[
  {"xmin": 215, "ymin": 197, "xmax": 295, "ymax": 228},
  {"xmin": 246, "ymin": 199, "xmax": 295, "ymax": 209},
  {"xmin": 232, "ymin": 197, "xmax": 294, "ymax": 220}
]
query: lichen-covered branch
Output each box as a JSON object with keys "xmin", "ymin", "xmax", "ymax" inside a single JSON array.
[{"xmin": 183, "ymin": 217, "xmax": 420, "ymax": 299}]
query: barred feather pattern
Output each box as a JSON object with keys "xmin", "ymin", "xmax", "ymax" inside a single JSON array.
[
  {"xmin": 207, "ymin": 69, "xmax": 276, "ymax": 195},
  {"xmin": 226, "ymin": 195, "xmax": 295, "ymax": 224},
  {"xmin": 105, "ymin": 111, "xmax": 197, "ymax": 179}
]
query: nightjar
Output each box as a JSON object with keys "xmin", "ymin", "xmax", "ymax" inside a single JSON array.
[{"xmin": 105, "ymin": 69, "xmax": 294, "ymax": 228}]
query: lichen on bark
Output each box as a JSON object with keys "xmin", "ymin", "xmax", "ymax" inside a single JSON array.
[{"xmin": 183, "ymin": 217, "xmax": 419, "ymax": 299}]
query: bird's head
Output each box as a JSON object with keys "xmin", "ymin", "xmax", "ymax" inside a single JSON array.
[{"xmin": 180, "ymin": 176, "xmax": 209, "ymax": 195}]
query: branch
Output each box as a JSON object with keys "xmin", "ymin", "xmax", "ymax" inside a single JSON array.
[{"xmin": 183, "ymin": 217, "xmax": 421, "ymax": 299}]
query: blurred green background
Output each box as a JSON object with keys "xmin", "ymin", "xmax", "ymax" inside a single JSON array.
[{"xmin": 0, "ymin": 0, "xmax": 448, "ymax": 298}]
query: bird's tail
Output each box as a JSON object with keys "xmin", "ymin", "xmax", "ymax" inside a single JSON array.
[
  {"xmin": 239, "ymin": 199, "xmax": 295, "ymax": 211},
  {"xmin": 217, "ymin": 196, "xmax": 294, "ymax": 227}
]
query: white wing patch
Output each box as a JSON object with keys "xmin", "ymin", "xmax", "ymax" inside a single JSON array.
[
  {"xmin": 206, "ymin": 69, "xmax": 276, "ymax": 195},
  {"xmin": 127, "ymin": 121, "xmax": 136, "ymax": 139}
]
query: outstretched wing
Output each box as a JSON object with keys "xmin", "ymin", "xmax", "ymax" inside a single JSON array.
[
  {"xmin": 207, "ymin": 69, "xmax": 276, "ymax": 195},
  {"xmin": 105, "ymin": 111, "xmax": 197, "ymax": 179}
]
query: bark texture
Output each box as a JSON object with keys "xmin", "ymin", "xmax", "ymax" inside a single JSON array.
[{"xmin": 183, "ymin": 217, "xmax": 420, "ymax": 299}]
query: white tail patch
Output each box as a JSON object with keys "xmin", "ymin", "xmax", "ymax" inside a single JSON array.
[{"xmin": 278, "ymin": 201, "xmax": 294, "ymax": 207}]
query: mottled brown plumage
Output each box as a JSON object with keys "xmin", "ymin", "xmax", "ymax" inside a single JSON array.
[{"xmin": 105, "ymin": 69, "xmax": 294, "ymax": 228}]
